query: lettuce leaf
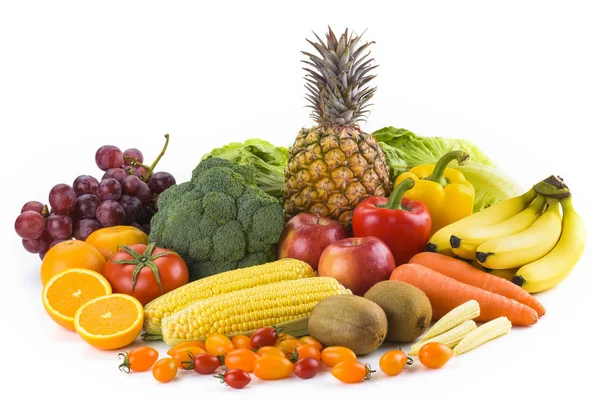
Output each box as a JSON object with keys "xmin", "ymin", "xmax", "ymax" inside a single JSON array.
[
  {"xmin": 201, "ymin": 138, "xmax": 289, "ymax": 199},
  {"xmin": 372, "ymin": 127, "xmax": 522, "ymax": 212}
]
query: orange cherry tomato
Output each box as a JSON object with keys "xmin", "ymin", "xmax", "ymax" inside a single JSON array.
[
  {"xmin": 224, "ymin": 349, "xmax": 260, "ymax": 372},
  {"xmin": 379, "ymin": 349, "xmax": 412, "ymax": 376},
  {"xmin": 418, "ymin": 343, "xmax": 453, "ymax": 369},
  {"xmin": 293, "ymin": 344, "xmax": 321, "ymax": 361},
  {"xmin": 232, "ymin": 334, "xmax": 252, "ymax": 350},
  {"xmin": 118, "ymin": 346, "xmax": 159, "ymax": 372},
  {"xmin": 205, "ymin": 334, "xmax": 236, "ymax": 356},
  {"xmin": 257, "ymin": 346, "xmax": 286, "ymax": 358},
  {"xmin": 253, "ymin": 355, "xmax": 294, "ymax": 380},
  {"xmin": 167, "ymin": 340, "xmax": 205, "ymax": 356},
  {"xmin": 299, "ymin": 336, "xmax": 323, "ymax": 351},
  {"xmin": 152, "ymin": 358, "xmax": 178, "ymax": 383},
  {"xmin": 321, "ymin": 346, "xmax": 357, "ymax": 368},
  {"xmin": 331, "ymin": 361, "xmax": 374, "ymax": 384},
  {"xmin": 276, "ymin": 339, "xmax": 302, "ymax": 355},
  {"xmin": 172, "ymin": 347, "xmax": 206, "ymax": 369}
]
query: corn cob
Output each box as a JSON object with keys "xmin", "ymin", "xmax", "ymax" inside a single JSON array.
[
  {"xmin": 161, "ymin": 277, "xmax": 351, "ymax": 345},
  {"xmin": 143, "ymin": 259, "xmax": 316, "ymax": 336},
  {"xmin": 421, "ymin": 300, "xmax": 480, "ymax": 341},
  {"xmin": 454, "ymin": 316, "xmax": 512, "ymax": 355},
  {"xmin": 408, "ymin": 320, "xmax": 477, "ymax": 356}
]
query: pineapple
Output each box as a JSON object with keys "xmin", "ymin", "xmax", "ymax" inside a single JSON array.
[{"xmin": 283, "ymin": 27, "xmax": 391, "ymax": 230}]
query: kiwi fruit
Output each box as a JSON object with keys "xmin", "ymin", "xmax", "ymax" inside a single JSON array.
[
  {"xmin": 308, "ymin": 295, "xmax": 387, "ymax": 355},
  {"xmin": 364, "ymin": 280, "xmax": 432, "ymax": 342}
]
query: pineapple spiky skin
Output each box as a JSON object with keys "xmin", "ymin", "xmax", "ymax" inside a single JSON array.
[
  {"xmin": 283, "ymin": 27, "xmax": 391, "ymax": 230},
  {"xmin": 283, "ymin": 125, "xmax": 390, "ymax": 230}
]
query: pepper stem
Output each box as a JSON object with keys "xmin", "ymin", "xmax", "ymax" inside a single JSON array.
[
  {"xmin": 382, "ymin": 178, "xmax": 415, "ymax": 211},
  {"xmin": 425, "ymin": 150, "xmax": 470, "ymax": 186}
]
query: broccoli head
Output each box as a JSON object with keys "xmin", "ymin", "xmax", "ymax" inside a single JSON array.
[{"xmin": 149, "ymin": 158, "xmax": 284, "ymax": 281}]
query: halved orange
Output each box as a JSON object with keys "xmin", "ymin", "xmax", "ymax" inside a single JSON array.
[
  {"xmin": 42, "ymin": 268, "xmax": 112, "ymax": 330},
  {"xmin": 74, "ymin": 293, "xmax": 144, "ymax": 350}
]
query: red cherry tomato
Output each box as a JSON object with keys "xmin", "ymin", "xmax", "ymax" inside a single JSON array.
[
  {"xmin": 250, "ymin": 327, "xmax": 278, "ymax": 349},
  {"xmin": 215, "ymin": 369, "xmax": 251, "ymax": 389},
  {"xmin": 294, "ymin": 357, "xmax": 321, "ymax": 379},
  {"xmin": 193, "ymin": 353, "xmax": 222, "ymax": 375}
]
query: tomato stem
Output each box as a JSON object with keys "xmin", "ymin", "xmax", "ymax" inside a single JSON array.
[
  {"xmin": 364, "ymin": 363, "xmax": 376, "ymax": 380},
  {"xmin": 117, "ymin": 352, "xmax": 131, "ymax": 373}
]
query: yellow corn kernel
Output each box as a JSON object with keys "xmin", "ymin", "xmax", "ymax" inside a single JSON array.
[
  {"xmin": 454, "ymin": 317, "xmax": 512, "ymax": 355},
  {"xmin": 160, "ymin": 277, "xmax": 351, "ymax": 345},
  {"xmin": 421, "ymin": 300, "xmax": 480, "ymax": 341},
  {"xmin": 409, "ymin": 320, "xmax": 477, "ymax": 356},
  {"xmin": 143, "ymin": 259, "xmax": 316, "ymax": 335}
]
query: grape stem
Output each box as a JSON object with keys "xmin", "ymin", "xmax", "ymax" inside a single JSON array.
[{"xmin": 143, "ymin": 134, "xmax": 170, "ymax": 182}]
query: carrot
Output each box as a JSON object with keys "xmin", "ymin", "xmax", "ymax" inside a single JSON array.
[
  {"xmin": 409, "ymin": 252, "xmax": 546, "ymax": 317},
  {"xmin": 390, "ymin": 263, "xmax": 538, "ymax": 326}
]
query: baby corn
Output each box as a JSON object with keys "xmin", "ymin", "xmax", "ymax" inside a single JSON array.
[
  {"xmin": 409, "ymin": 320, "xmax": 477, "ymax": 356},
  {"xmin": 421, "ymin": 300, "xmax": 480, "ymax": 341},
  {"xmin": 454, "ymin": 316, "xmax": 512, "ymax": 355}
]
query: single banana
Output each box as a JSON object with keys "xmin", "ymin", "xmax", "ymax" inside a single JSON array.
[
  {"xmin": 475, "ymin": 199, "xmax": 562, "ymax": 269},
  {"xmin": 512, "ymin": 196, "xmax": 586, "ymax": 293},
  {"xmin": 426, "ymin": 188, "xmax": 536, "ymax": 256},
  {"xmin": 450, "ymin": 195, "xmax": 546, "ymax": 259}
]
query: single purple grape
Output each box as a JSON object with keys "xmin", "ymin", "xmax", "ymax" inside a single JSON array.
[
  {"xmin": 97, "ymin": 178, "xmax": 122, "ymax": 201},
  {"xmin": 21, "ymin": 201, "xmax": 45, "ymax": 214},
  {"xmin": 22, "ymin": 231, "xmax": 53, "ymax": 254},
  {"xmin": 46, "ymin": 214, "xmax": 73, "ymax": 239},
  {"xmin": 15, "ymin": 211, "xmax": 46, "ymax": 240},
  {"xmin": 49, "ymin": 184, "xmax": 76, "ymax": 214},
  {"xmin": 119, "ymin": 195, "xmax": 143, "ymax": 224},
  {"xmin": 73, "ymin": 194, "xmax": 102, "ymax": 221},
  {"xmin": 121, "ymin": 175, "xmax": 140, "ymax": 195},
  {"xmin": 73, "ymin": 175, "xmax": 99, "ymax": 197},
  {"xmin": 124, "ymin": 148, "xmax": 144, "ymax": 164},
  {"xmin": 95, "ymin": 145, "xmax": 124, "ymax": 171},
  {"xmin": 136, "ymin": 181, "xmax": 152, "ymax": 204},
  {"xmin": 148, "ymin": 171, "xmax": 176, "ymax": 194},
  {"xmin": 73, "ymin": 219, "xmax": 102, "ymax": 240},
  {"xmin": 96, "ymin": 200, "xmax": 126, "ymax": 227},
  {"xmin": 102, "ymin": 168, "xmax": 128, "ymax": 183}
]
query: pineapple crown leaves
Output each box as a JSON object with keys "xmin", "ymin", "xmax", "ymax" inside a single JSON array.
[{"xmin": 302, "ymin": 26, "xmax": 378, "ymax": 127}]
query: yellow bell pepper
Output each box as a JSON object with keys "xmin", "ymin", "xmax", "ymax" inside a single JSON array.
[{"xmin": 393, "ymin": 150, "xmax": 475, "ymax": 234}]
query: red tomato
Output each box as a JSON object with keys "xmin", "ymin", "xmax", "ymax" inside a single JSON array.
[
  {"xmin": 103, "ymin": 243, "xmax": 188, "ymax": 306},
  {"xmin": 216, "ymin": 369, "xmax": 251, "ymax": 389},
  {"xmin": 250, "ymin": 327, "xmax": 278, "ymax": 349},
  {"xmin": 294, "ymin": 357, "xmax": 321, "ymax": 379},
  {"xmin": 193, "ymin": 353, "xmax": 222, "ymax": 375}
]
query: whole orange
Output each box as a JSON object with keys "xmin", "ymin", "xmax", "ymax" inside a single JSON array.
[
  {"xmin": 40, "ymin": 240, "xmax": 106, "ymax": 285},
  {"xmin": 85, "ymin": 225, "xmax": 148, "ymax": 260}
]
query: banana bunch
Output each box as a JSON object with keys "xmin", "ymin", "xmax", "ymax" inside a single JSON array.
[{"xmin": 427, "ymin": 176, "xmax": 586, "ymax": 293}]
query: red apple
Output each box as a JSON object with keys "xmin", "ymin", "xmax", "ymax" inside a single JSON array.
[
  {"xmin": 278, "ymin": 214, "xmax": 348, "ymax": 271},
  {"xmin": 318, "ymin": 236, "xmax": 396, "ymax": 296}
]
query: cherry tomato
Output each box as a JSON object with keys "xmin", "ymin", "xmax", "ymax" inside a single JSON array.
[
  {"xmin": 224, "ymin": 349, "xmax": 260, "ymax": 373},
  {"xmin": 418, "ymin": 343, "xmax": 453, "ymax": 369},
  {"xmin": 299, "ymin": 336, "xmax": 323, "ymax": 351},
  {"xmin": 232, "ymin": 334, "xmax": 252, "ymax": 350},
  {"xmin": 193, "ymin": 353, "xmax": 222, "ymax": 375},
  {"xmin": 172, "ymin": 347, "xmax": 206, "ymax": 369},
  {"xmin": 250, "ymin": 327, "xmax": 278, "ymax": 349},
  {"xmin": 152, "ymin": 358, "xmax": 178, "ymax": 383},
  {"xmin": 294, "ymin": 344, "xmax": 321, "ymax": 361},
  {"xmin": 277, "ymin": 338, "xmax": 302, "ymax": 356},
  {"xmin": 118, "ymin": 346, "xmax": 159, "ymax": 373},
  {"xmin": 294, "ymin": 357, "xmax": 321, "ymax": 379},
  {"xmin": 331, "ymin": 361, "xmax": 374, "ymax": 384},
  {"xmin": 379, "ymin": 349, "xmax": 413, "ymax": 376},
  {"xmin": 215, "ymin": 369, "xmax": 251, "ymax": 389},
  {"xmin": 103, "ymin": 243, "xmax": 188, "ymax": 306},
  {"xmin": 205, "ymin": 334, "xmax": 236, "ymax": 356},
  {"xmin": 167, "ymin": 340, "xmax": 205, "ymax": 356},
  {"xmin": 257, "ymin": 346, "xmax": 286, "ymax": 358},
  {"xmin": 253, "ymin": 355, "xmax": 294, "ymax": 380},
  {"xmin": 321, "ymin": 346, "xmax": 357, "ymax": 368}
]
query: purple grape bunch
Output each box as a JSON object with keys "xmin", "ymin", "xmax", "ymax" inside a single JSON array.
[{"xmin": 14, "ymin": 134, "xmax": 175, "ymax": 260}]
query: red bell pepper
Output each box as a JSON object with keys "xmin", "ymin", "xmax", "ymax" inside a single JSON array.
[{"xmin": 352, "ymin": 178, "xmax": 432, "ymax": 265}]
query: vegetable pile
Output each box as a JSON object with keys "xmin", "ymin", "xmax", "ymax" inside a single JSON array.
[{"xmin": 15, "ymin": 26, "xmax": 588, "ymax": 390}]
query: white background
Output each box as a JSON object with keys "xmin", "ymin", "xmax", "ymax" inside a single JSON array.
[{"xmin": 1, "ymin": 1, "xmax": 599, "ymax": 399}]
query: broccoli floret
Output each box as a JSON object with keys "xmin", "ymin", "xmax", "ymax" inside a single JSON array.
[{"xmin": 148, "ymin": 158, "xmax": 284, "ymax": 281}]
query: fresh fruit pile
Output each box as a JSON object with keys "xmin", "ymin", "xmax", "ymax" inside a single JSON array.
[
  {"xmin": 16, "ymin": 26, "xmax": 589, "ymax": 390},
  {"xmin": 14, "ymin": 134, "xmax": 175, "ymax": 260}
]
